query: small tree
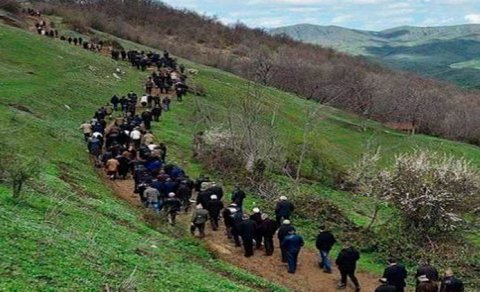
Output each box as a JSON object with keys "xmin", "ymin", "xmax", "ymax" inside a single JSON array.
[
  {"xmin": 384, "ymin": 150, "xmax": 479, "ymax": 236},
  {"xmin": 0, "ymin": 153, "xmax": 41, "ymax": 199}
]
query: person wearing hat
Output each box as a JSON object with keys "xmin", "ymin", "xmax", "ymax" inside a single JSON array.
[
  {"xmin": 440, "ymin": 268, "xmax": 464, "ymax": 292},
  {"xmin": 191, "ymin": 205, "xmax": 209, "ymax": 238},
  {"xmin": 416, "ymin": 262, "xmax": 439, "ymax": 287},
  {"xmin": 237, "ymin": 214, "xmax": 257, "ymax": 257},
  {"xmin": 416, "ymin": 275, "xmax": 439, "ymax": 292},
  {"xmin": 259, "ymin": 214, "xmax": 277, "ymax": 256},
  {"xmin": 383, "ymin": 258, "xmax": 408, "ymax": 292},
  {"xmin": 281, "ymin": 229, "xmax": 304, "ymax": 274},
  {"xmin": 231, "ymin": 185, "xmax": 246, "ymax": 210},
  {"xmin": 163, "ymin": 192, "xmax": 182, "ymax": 225},
  {"xmin": 206, "ymin": 194, "xmax": 224, "ymax": 231},
  {"xmin": 278, "ymin": 220, "xmax": 296, "ymax": 263},
  {"xmin": 222, "ymin": 203, "xmax": 242, "ymax": 245},
  {"xmin": 336, "ymin": 243, "xmax": 361, "ymax": 291},
  {"xmin": 374, "ymin": 278, "xmax": 397, "ymax": 292},
  {"xmin": 315, "ymin": 225, "xmax": 336, "ymax": 273},
  {"xmin": 250, "ymin": 208, "xmax": 264, "ymax": 249},
  {"xmin": 275, "ymin": 196, "xmax": 295, "ymax": 226}
]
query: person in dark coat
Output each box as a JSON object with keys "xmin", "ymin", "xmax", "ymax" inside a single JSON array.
[
  {"xmin": 316, "ymin": 225, "xmax": 336, "ymax": 273},
  {"xmin": 440, "ymin": 268, "xmax": 464, "ymax": 292},
  {"xmin": 207, "ymin": 183, "xmax": 224, "ymax": 201},
  {"xmin": 416, "ymin": 262, "xmax": 439, "ymax": 286},
  {"xmin": 237, "ymin": 215, "xmax": 257, "ymax": 257},
  {"xmin": 281, "ymin": 229, "xmax": 304, "ymax": 274},
  {"xmin": 383, "ymin": 259, "xmax": 408, "ymax": 292},
  {"xmin": 416, "ymin": 275, "xmax": 439, "ymax": 292},
  {"xmin": 336, "ymin": 244, "xmax": 361, "ymax": 291},
  {"xmin": 141, "ymin": 110, "xmax": 152, "ymax": 130},
  {"xmin": 222, "ymin": 203, "xmax": 241, "ymax": 244},
  {"xmin": 176, "ymin": 182, "xmax": 192, "ymax": 211},
  {"xmin": 191, "ymin": 205, "xmax": 209, "ymax": 238},
  {"xmin": 163, "ymin": 192, "xmax": 182, "ymax": 225},
  {"xmin": 117, "ymin": 153, "xmax": 131, "ymax": 179},
  {"xmin": 277, "ymin": 220, "xmax": 295, "ymax": 263},
  {"xmin": 231, "ymin": 185, "xmax": 246, "ymax": 209},
  {"xmin": 111, "ymin": 95, "xmax": 120, "ymax": 111},
  {"xmin": 259, "ymin": 214, "xmax": 277, "ymax": 256},
  {"xmin": 206, "ymin": 195, "xmax": 224, "ymax": 231},
  {"xmin": 249, "ymin": 208, "xmax": 263, "ymax": 249},
  {"xmin": 375, "ymin": 278, "xmax": 397, "ymax": 292},
  {"xmin": 275, "ymin": 196, "xmax": 295, "ymax": 226}
]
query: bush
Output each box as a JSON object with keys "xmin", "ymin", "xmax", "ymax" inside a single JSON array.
[{"xmin": 0, "ymin": 152, "xmax": 42, "ymax": 199}]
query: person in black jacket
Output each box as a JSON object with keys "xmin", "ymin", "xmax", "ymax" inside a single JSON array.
[
  {"xmin": 176, "ymin": 182, "xmax": 192, "ymax": 212},
  {"xmin": 383, "ymin": 258, "xmax": 408, "ymax": 292},
  {"xmin": 206, "ymin": 195, "xmax": 224, "ymax": 231},
  {"xmin": 141, "ymin": 110, "xmax": 152, "ymax": 130},
  {"xmin": 415, "ymin": 262, "xmax": 439, "ymax": 287},
  {"xmin": 259, "ymin": 214, "xmax": 277, "ymax": 256},
  {"xmin": 440, "ymin": 268, "xmax": 464, "ymax": 292},
  {"xmin": 275, "ymin": 196, "xmax": 294, "ymax": 226},
  {"xmin": 281, "ymin": 229, "xmax": 304, "ymax": 274},
  {"xmin": 237, "ymin": 215, "xmax": 257, "ymax": 257},
  {"xmin": 277, "ymin": 220, "xmax": 295, "ymax": 263},
  {"xmin": 231, "ymin": 185, "xmax": 246, "ymax": 209},
  {"xmin": 315, "ymin": 225, "xmax": 336, "ymax": 273},
  {"xmin": 336, "ymin": 243, "xmax": 360, "ymax": 291},
  {"xmin": 249, "ymin": 208, "xmax": 263, "ymax": 249},
  {"xmin": 163, "ymin": 192, "xmax": 182, "ymax": 225},
  {"xmin": 375, "ymin": 278, "xmax": 397, "ymax": 292}
]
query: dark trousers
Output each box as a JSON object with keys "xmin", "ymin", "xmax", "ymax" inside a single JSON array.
[
  {"xmin": 279, "ymin": 239, "xmax": 287, "ymax": 262},
  {"xmin": 264, "ymin": 236, "xmax": 274, "ymax": 256},
  {"xmin": 144, "ymin": 121, "xmax": 151, "ymax": 130},
  {"xmin": 242, "ymin": 237, "xmax": 254, "ymax": 257},
  {"xmin": 84, "ymin": 133, "xmax": 90, "ymax": 142},
  {"xmin": 286, "ymin": 250, "xmax": 300, "ymax": 273},
  {"xmin": 210, "ymin": 216, "xmax": 219, "ymax": 231},
  {"xmin": 190, "ymin": 223, "xmax": 205, "ymax": 237},
  {"xmin": 340, "ymin": 269, "xmax": 359, "ymax": 288},
  {"xmin": 254, "ymin": 233, "xmax": 262, "ymax": 249}
]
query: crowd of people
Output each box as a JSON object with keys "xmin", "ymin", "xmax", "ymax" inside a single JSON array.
[{"xmin": 71, "ymin": 31, "xmax": 466, "ymax": 292}]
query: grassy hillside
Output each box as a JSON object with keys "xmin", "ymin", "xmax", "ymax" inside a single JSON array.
[
  {"xmin": 2, "ymin": 16, "xmax": 480, "ymax": 289},
  {"xmin": 271, "ymin": 24, "xmax": 480, "ymax": 88},
  {"xmin": 0, "ymin": 23, "xmax": 286, "ymax": 291}
]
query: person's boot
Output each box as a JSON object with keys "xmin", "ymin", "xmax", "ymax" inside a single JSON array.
[{"xmin": 354, "ymin": 287, "xmax": 360, "ymax": 292}]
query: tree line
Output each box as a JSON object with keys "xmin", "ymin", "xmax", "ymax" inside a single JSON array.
[{"xmin": 23, "ymin": 0, "xmax": 480, "ymax": 144}]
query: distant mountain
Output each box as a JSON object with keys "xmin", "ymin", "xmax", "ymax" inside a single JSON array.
[{"xmin": 271, "ymin": 24, "xmax": 480, "ymax": 88}]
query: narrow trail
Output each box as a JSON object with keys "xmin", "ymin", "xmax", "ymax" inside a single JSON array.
[{"xmin": 89, "ymin": 58, "xmax": 381, "ymax": 290}]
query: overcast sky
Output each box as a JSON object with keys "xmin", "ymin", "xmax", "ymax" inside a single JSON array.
[{"xmin": 161, "ymin": 0, "xmax": 480, "ymax": 31}]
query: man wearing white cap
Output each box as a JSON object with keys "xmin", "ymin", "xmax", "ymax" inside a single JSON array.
[
  {"xmin": 250, "ymin": 208, "xmax": 263, "ymax": 249},
  {"xmin": 206, "ymin": 194, "xmax": 224, "ymax": 231},
  {"xmin": 275, "ymin": 196, "xmax": 295, "ymax": 226},
  {"xmin": 277, "ymin": 220, "xmax": 295, "ymax": 263}
]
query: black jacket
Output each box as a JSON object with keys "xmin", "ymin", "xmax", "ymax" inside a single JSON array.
[
  {"xmin": 383, "ymin": 264, "xmax": 408, "ymax": 290},
  {"xmin": 440, "ymin": 276, "xmax": 464, "ymax": 292},
  {"xmin": 277, "ymin": 224, "xmax": 295, "ymax": 242},
  {"xmin": 208, "ymin": 185, "xmax": 224, "ymax": 200},
  {"xmin": 176, "ymin": 184, "xmax": 192, "ymax": 201},
  {"xmin": 416, "ymin": 264, "xmax": 439, "ymax": 283},
  {"xmin": 237, "ymin": 219, "xmax": 257, "ymax": 239},
  {"xmin": 336, "ymin": 247, "xmax": 360, "ymax": 272},
  {"xmin": 315, "ymin": 231, "xmax": 336, "ymax": 252},
  {"xmin": 231, "ymin": 189, "xmax": 246, "ymax": 206},
  {"xmin": 275, "ymin": 200, "xmax": 295, "ymax": 217},
  {"xmin": 375, "ymin": 284, "xmax": 397, "ymax": 292},
  {"xmin": 249, "ymin": 213, "xmax": 263, "ymax": 225},
  {"xmin": 206, "ymin": 199, "xmax": 224, "ymax": 218},
  {"xmin": 163, "ymin": 197, "xmax": 182, "ymax": 213},
  {"xmin": 259, "ymin": 219, "xmax": 278, "ymax": 237}
]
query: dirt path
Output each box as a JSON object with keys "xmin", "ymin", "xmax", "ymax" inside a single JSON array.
[
  {"xmin": 104, "ymin": 173, "xmax": 379, "ymax": 292},
  {"xmin": 96, "ymin": 73, "xmax": 381, "ymax": 291}
]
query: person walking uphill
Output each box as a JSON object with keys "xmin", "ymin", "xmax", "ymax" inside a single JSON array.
[
  {"xmin": 275, "ymin": 196, "xmax": 294, "ymax": 226},
  {"xmin": 191, "ymin": 205, "xmax": 209, "ymax": 238},
  {"xmin": 278, "ymin": 220, "xmax": 296, "ymax": 263},
  {"xmin": 237, "ymin": 214, "xmax": 258, "ymax": 257},
  {"xmin": 336, "ymin": 243, "xmax": 361, "ymax": 291},
  {"xmin": 206, "ymin": 195, "xmax": 223, "ymax": 231},
  {"xmin": 383, "ymin": 258, "xmax": 408, "ymax": 292},
  {"xmin": 259, "ymin": 214, "xmax": 277, "ymax": 256},
  {"xmin": 281, "ymin": 229, "xmax": 304, "ymax": 274},
  {"xmin": 316, "ymin": 225, "xmax": 336, "ymax": 273}
]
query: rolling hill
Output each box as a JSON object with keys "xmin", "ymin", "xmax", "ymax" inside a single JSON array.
[
  {"xmin": 271, "ymin": 24, "xmax": 480, "ymax": 88},
  {"xmin": 1, "ymin": 8, "xmax": 479, "ymax": 290}
]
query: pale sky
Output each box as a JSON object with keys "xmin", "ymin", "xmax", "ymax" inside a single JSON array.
[{"xmin": 161, "ymin": 0, "xmax": 480, "ymax": 31}]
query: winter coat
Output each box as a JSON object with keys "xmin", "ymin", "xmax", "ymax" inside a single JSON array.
[
  {"xmin": 278, "ymin": 224, "xmax": 296, "ymax": 242},
  {"xmin": 206, "ymin": 199, "xmax": 224, "ymax": 218},
  {"xmin": 336, "ymin": 247, "xmax": 360, "ymax": 272},
  {"xmin": 315, "ymin": 231, "xmax": 336, "ymax": 252},
  {"xmin": 383, "ymin": 264, "xmax": 408, "ymax": 290},
  {"xmin": 259, "ymin": 219, "xmax": 278, "ymax": 237},
  {"xmin": 275, "ymin": 200, "xmax": 295, "ymax": 217},
  {"xmin": 237, "ymin": 219, "xmax": 257, "ymax": 240},
  {"xmin": 281, "ymin": 234, "xmax": 304, "ymax": 253},
  {"xmin": 191, "ymin": 209, "xmax": 209, "ymax": 224}
]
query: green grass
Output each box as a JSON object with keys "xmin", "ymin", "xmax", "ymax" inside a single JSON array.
[
  {"xmin": 2, "ymin": 17, "xmax": 480, "ymax": 289},
  {"xmin": 0, "ymin": 23, "xmax": 287, "ymax": 291}
]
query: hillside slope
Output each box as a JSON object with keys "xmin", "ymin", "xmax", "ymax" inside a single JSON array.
[
  {"xmin": 0, "ymin": 23, "xmax": 285, "ymax": 291},
  {"xmin": 2, "ymin": 14, "xmax": 480, "ymax": 290},
  {"xmin": 271, "ymin": 24, "xmax": 480, "ymax": 88}
]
